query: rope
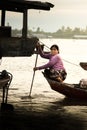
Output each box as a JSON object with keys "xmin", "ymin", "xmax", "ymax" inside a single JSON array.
[
  {"xmin": 62, "ymin": 59, "xmax": 79, "ymax": 67},
  {"xmin": 39, "ymin": 41, "xmax": 79, "ymax": 67}
]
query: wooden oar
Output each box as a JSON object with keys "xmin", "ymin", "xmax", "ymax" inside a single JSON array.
[
  {"xmin": 80, "ymin": 62, "xmax": 87, "ymax": 70},
  {"xmin": 29, "ymin": 54, "xmax": 38, "ymax": 97}
]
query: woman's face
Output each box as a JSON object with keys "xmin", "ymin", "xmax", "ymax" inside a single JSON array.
[{"xmin": 50, "ymin": 47, "xmax": 59, "ymax": 55}]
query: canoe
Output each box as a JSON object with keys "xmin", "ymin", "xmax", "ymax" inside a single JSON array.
[
  {"xmin": 43, "ymin": 72, "xmax": 87, "ymax": 100},
  {"xmin": 80, "ymin": 62, "xmax": 87, "ymax": 70}
]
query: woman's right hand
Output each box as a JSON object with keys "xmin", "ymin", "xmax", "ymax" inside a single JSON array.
[
  {"xmin": 36, "ymin": 42, "xmax": 42, "ymax": 52},
  {"xmin": 36, "ymin": 42, "xmax": 41, "ymax": 48}
]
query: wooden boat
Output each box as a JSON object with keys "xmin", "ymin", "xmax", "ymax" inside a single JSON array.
[
  {"xmin": 0, "ymin": 70, "xmax": 13, "ymax": 104},
  {"xmin": 43, "ymin": 72, "xmax": 87, "ymax": 100},
  {"xmin": 80, "ymin": 62, "xmax": 87, "ymax": 70},
  {"xmin": 0, "ymin": 0, "xmax": 54, "ymax": 57}
]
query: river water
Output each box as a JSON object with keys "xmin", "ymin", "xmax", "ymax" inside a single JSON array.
[{"xmin": 0, "ymin": 38, "xmax": 87, "ymax": 130}]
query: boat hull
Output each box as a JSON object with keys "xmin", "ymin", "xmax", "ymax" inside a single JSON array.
[
  {"xmin": 43, "ymin": 72, "xmax": 87, "ymax": 100},
  {"xmin": 80, "ymin": 62, "xmax": 87, "ymax": 70}
]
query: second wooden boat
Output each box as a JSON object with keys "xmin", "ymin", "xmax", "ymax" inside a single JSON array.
[
  {"xmin": 0, "ymin": 70, "xmax": 13, "ymax": 106},
  {"xmin": 80, "ymin": 62, "xmax": 87, "ymax": 70}
]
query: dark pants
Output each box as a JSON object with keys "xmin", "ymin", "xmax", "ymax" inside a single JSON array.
[{"xmin": 44, "ymin": 69, "xmax": 67, "ymax": 82}]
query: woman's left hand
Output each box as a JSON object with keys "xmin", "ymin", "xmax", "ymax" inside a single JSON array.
[{"xmin": 33, "ymin": 67, "xmax": 38, "ymax": 71}]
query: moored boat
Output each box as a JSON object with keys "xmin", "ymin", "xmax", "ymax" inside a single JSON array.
[
  {"xmin": 80, "ymin": 62, "xmax": 87, "ymax": 70},
  {"xmin": 0, "ymin": 70, "xmax": 13, "ymax": 105},
  {"xmin": 43, "ymin": 72, "xmax": 87, "ymax": 100}
]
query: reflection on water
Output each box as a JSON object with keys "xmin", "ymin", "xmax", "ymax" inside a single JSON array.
[{"xmin": 0, "ymin": 39, "xmax": 87, "ymax": 129}]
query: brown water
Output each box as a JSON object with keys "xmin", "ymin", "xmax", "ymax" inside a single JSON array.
[{"xmin": 0, "ymin": 39, "xmax": 87, "ymax": 130}]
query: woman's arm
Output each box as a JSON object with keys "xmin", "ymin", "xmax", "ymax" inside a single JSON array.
[
  {"xmin": 36, "ymin": 55, "xmax": 58, "ymax": 70},
  {"xmin": 37, "ymin": 42, "xmax": 51, "ymax": 59}
]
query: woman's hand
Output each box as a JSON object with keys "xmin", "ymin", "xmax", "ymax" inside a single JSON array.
[
  {"xmin": 33, "ymin": 67, "xmax": 38, "ymax": 71},
  {"xmin": 35, "ymin": 42, "xmax": 41, "ymax": 52},
  {"xmin": 36, "ymin": 42, "xmax": 41, "ymax": 48}
]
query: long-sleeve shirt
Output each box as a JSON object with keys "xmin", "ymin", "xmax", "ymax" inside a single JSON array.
[{"xmin": 37, "ymin": 47, "xmax": 65, "ymax": 71}]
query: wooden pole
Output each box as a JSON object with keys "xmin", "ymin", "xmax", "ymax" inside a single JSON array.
[
  {"xmin": 1, "ymin": 9, "xmax": 5, "ymax": 26},
  {"xmin": 29, "ymin": 54, "xmax": 38, "ymax": 97},
  {"xmin": 22, "ymin": 9, "xmax": 27, "ymax": 38}
]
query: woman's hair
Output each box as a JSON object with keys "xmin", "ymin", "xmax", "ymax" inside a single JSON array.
[{"xmin": 50, "ymin": 44, "xmax": 59, "ymax": 51}]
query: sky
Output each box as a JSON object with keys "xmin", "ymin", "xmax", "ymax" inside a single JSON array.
[{"xmin": 1, "ymin": 0, "xmax": 87, "ymax": 32}]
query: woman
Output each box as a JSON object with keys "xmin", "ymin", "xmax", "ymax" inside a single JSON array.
[{"xmin": 34, "ymin": 42, "xmax": 67, "ymax": 82}]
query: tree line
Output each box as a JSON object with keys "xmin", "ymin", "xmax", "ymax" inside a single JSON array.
[{"xmin": 12, "ymin": 26, "xmax": 87, "ymax": 38}]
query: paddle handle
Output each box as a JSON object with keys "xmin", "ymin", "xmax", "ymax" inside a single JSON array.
[{"xmin": 29, "ymin": 54, "xmax": 38, "ymax": 97}]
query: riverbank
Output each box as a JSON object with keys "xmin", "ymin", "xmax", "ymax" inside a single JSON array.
[{"xmin": 0, "ymin": 99, "xmax": 87, "ymax": 130}]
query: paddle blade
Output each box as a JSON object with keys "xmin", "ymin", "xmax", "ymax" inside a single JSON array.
[{"xmin": 21, "ymin": 95, "xmax": 33, "ymax": 99}]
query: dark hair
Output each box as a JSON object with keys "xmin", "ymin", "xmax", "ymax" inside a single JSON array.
[{"xmin": 50, "ymin": 44, "xmax": 59, "ymax": 51}]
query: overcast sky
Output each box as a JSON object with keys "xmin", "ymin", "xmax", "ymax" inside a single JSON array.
[{"xmin": 1, "ymin": 0, "xmax": 87, "ymax": 32}]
